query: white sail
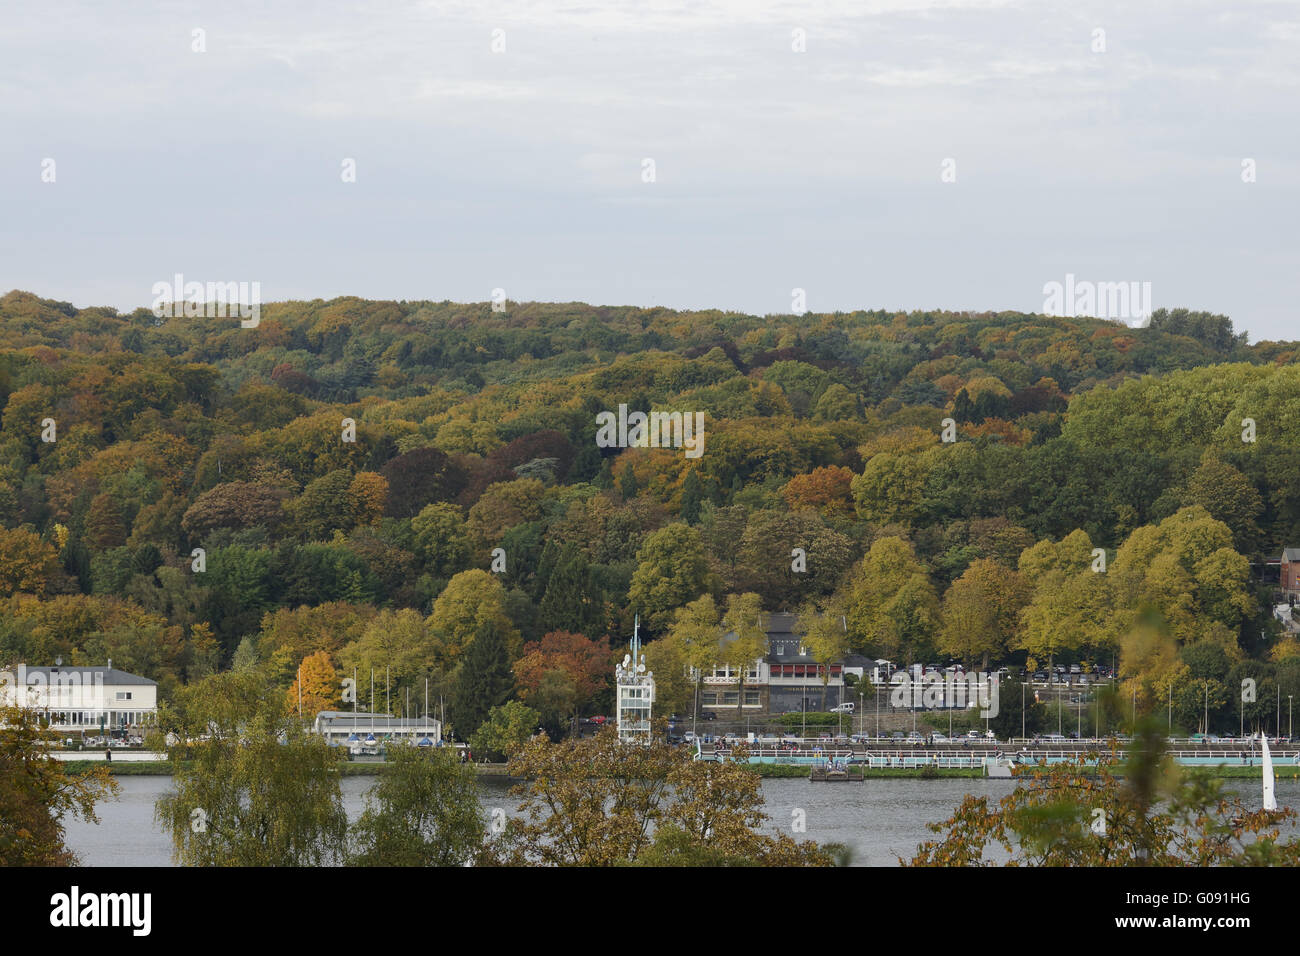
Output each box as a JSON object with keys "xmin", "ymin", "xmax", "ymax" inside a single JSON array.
[{"xmin": 1262, "ymin": 733, "xmax": 1277, "ymax": 812}]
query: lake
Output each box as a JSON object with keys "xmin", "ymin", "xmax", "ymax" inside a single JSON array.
[{"xmin": 63, "ymin": 775, "xmax": 1300, "ymax": 866}]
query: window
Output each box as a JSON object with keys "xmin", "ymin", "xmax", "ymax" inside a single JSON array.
[
  {"xmin": 722, "ymin": 692, "xmax": 739, "ymax": 706},
  {"xmin": 115, "ymin": 692, "xmax": 132, "ymax": 701},
  {"xmin": 744, "ymin": 691, "xmax": 760, "ymax": 706},
  {"xmin": 702, "ymin": 692, "xmax": 719, "ymax": 706}
]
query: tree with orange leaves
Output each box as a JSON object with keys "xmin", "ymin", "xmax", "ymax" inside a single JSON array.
[
  {"xmin": 512, "ymin": 631, "xmax": 611, "ymax": 723},
  {"xmin": 286, "ymin": 651, "xmax": 341, "ymax": 719},
  {"xmin": 781, "ymin": 465, "xmax": 855, "ymax": 516}
]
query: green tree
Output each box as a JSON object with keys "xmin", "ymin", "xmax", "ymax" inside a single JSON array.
[
  {"xmin": 538, "ymin": 546, "xmax": 605, "ymax": 637},
  {"xmin": 470, "ymin": 700, "xmax": 541, "ymax": 761},
  {"xmin": 680, "ymin": 469, "xmax": 704, "ymax": 525},
  {"xmin": 449, "ymin": 619, "xmax": 514, "ymax": 740},
  {"xmin": 348, "ymin": 743, "xmax": 485, "ymax": 866},
  {"xmin": 156, "ymin": 714, "xmax": 347, "ymax": 866}
]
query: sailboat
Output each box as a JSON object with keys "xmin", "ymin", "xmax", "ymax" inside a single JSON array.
[{"xmin": 1262, "ymin": 733, "xmax": 1277, "ymax": 812}]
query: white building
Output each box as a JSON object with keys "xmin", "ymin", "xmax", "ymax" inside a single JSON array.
[
  {"xmin": 0, "ymin": 660, "xmax": 158, "ymax": 733},
  {"xmin": 616, "ymin": 616, "xmax": 655, "ymax": 744},
  {"xmin": 312, "ymin": 711, "xmax": 443, "ymax": 752}
]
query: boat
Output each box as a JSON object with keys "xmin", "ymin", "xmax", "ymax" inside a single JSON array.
[{"xmin": 809, "ymin": 758, "xmax": 862, "ymax": 782}]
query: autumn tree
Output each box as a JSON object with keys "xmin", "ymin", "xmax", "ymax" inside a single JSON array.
[
  {"xmin": 491, "ymin": 730, "xmax": 836, "ymax": 866},
  {"xmin": 720, "ymin": 593, "xmax": 767, "ymax": 719},
  {"xmin": 0, "ymin": 528, "xmax": 64, "ymax": 597},
  {"xmin": 411, "ymin": 501, "xmax": 472, "ymax": 579},
  {"xmin": 156, "ymin": 723, "xmax": 348, "ymax": 867},
  {"xmin": 664, "ymin": 594, "xmax": 724, "ymax": 722},
  {"xmin": 782, "ymin": 465, "xmax": 855, "ymax": 516},
  {"xmin": 908, "ymin": 721, "xmax": 1300, "ymax": 866},
  {"xmin": 796, "ymin": 598, "xmax": 850, "ymax": 710},
  {"xmin": 0, "ymin": 705, "xmax": 119, "ymax": 866},
  {"xmin": 938, "ymin": 558, "xmax": 1031, "ymax": 671},
  {"xmin": 286, "ymin": 650, "xmax": 341, "ymax": 718},
  {"xmin": 512, "ymin": 630, "xmax": 611, "ymax": 725},
  {"xmin": 845, "ymin": 536, "xmax": 940, "ymax": 664},
  {"xmin": 1016, "ymin": 529, "xmax": 1110, "ymax": 672},
  {"xmin": 180, "ymin": 482, "xmax": 287, "ymax": 538},
  {"xmin": 627, "ymin": 523, "xmax": 714, "ymax": 634},
  {"xmin": 428, "ymin": 569, "xmax": 521, "ymax": 661}
]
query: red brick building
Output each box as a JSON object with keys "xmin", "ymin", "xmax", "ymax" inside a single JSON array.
[{"xmin": 1282, "ymin": 548, "xmax": 1300, "ymax": 602}]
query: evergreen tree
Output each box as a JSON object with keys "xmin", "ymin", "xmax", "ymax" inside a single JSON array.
[
  {"xmin": 539, "ymin": 548, "xmax": 605, "ymax": 637},
  {"xmin": 620, "ymin": 462, "xmax": 638, "ymax": 499},
  {"xmin": 532, "ymin": 537, "xmax": 564, "ymax": 603},
  {"xmin": 952, "ymin": 388, "xmax": 976, "ymax": 424},
  {"xmin": 680, "ymin": 469, "xmax": 703, "ymax": 525},
  {"xmin": 450, "ymin": 620, "xmax": 514, "ymax": 740},
  {"xmin": 570, "ymin": 442, "xmax": 603, "ymax": 483}
]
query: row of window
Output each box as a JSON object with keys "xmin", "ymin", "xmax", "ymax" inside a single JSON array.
[
  {"xmin": 45, "ymin": 711, "xmax": 151, "ymax": 727},
  {"xmin": 770, "ymin": 665, "xmax": 842, "ymax": 678},
  {"xmin": 703, "ymin": 665, "xmax": 845, "ymax": 680},
  {"xmin": 702, "ymin": 691, "xmax": 761, "ymax": 707}
]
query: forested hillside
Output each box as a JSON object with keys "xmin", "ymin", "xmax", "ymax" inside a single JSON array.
[{"xmin": 2, "ymin": 290, "xmax": 1298, "ymax": 734}]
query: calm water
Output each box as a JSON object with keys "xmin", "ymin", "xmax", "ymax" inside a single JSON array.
[{"xmin": 64, "ymin": 776, "xmax": 1300, "ymax": 867}]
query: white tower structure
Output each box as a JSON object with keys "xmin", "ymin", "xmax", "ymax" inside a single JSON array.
[{"xmin": 616, "ymin": 615, "xmax": 655, "ymax": 744}]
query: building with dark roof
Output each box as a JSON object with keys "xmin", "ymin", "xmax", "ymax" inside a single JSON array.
[{"xmin": 702, "ymin": 611, "xmax": 849, "ymax": 715}]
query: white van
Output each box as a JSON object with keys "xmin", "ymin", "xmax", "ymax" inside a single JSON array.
[{"xmin": 831, "ymin": 702, "xmax": 855, "ymax": 714}]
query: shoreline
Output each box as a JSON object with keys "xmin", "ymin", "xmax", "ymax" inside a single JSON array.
[{"xmin": 59, "ymin": 760, "xmax": 1296, "ymax": 780}]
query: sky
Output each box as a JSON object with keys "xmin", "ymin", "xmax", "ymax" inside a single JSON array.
[{"xmin": 1, "ymin": 0, "xmax": 1296, "ymax": 341}]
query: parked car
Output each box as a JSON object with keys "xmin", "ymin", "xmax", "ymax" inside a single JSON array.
[
  {"xmin": 931, "ymin": 732, "xmax": 949, "ymax": 742},
  {"xmin": 831, "ymin": 702, "xmax": 855, "ymax": 713},
  {"xmin": 588, "ymin": 715, "xmax": 608, "ymax": 725},
  {"xmin": 965, "ymin": 730, "xmax": 983, "ymax": 740},
  {"xmin": 701, "ymin": 711, "xmax": 717, "ymax": 721}
]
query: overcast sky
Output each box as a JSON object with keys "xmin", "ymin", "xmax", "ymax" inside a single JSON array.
[{"xmin": 1, "ymin": 0, "xmax": 1296, "ymax": 341}]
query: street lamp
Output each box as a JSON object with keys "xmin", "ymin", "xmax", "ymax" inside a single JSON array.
[{"xmin": 1203, "ymin": 680, "xmax": 1209, "ymax": 736}]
